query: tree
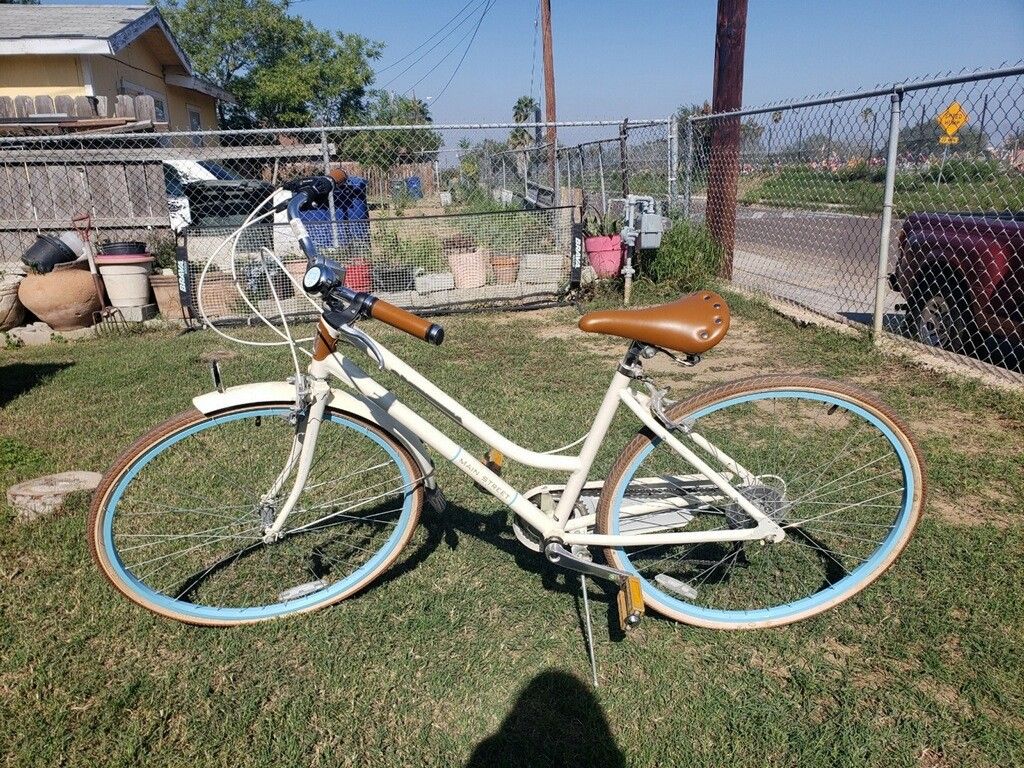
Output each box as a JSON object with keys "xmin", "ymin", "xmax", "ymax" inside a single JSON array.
[
  {"xmin": 339, "ymin": 91, "xmax": 442, "ymax": 170},
  {"xmin": 509, "ymin": 96, "xmax": 539, "ymax": 178},
  {"xmin": 157, "ymin": 0, "xmax": 380, "ymax": 128},
  {"xmin": 899, "ymin": 118, "xmax": 989, "ymax": 158}
]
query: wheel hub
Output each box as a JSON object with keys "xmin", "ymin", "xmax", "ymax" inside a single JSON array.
[{"xmin": 725, "ymin": 481, "xmax": 788, "ymax": 529}]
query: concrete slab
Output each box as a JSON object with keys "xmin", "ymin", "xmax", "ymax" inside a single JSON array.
[{"xmin": 7, "ymin": 471, "xmax": 103, "ymax": 523}]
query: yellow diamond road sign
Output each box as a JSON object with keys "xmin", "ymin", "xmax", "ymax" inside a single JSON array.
[{"xmin": 937, "ymin": 101, "xmax": 969, "ymax": 136}]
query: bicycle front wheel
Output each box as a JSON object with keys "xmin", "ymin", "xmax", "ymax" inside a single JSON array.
[
  {"xmin": 89, "ymin": 404, "xmax": 423, "ymax": 625},
  {"xmin": 597, "ymin": 375, "xmax": 925, "ymax": 629}
]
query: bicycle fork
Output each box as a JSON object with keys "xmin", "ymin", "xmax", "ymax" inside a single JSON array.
[{"xmin": 261, "ymin": 378, "xmax": 332, "ymax": 543}]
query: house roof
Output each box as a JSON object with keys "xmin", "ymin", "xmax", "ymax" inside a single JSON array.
[{"xmin": 0, "ymin": 5, "xmax": 234, "ymax": 103}]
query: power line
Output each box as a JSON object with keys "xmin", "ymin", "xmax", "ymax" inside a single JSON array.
[
  {"xmin": 426, "ymin": 0, "xmax": 494, "ymax": 106},
  {"xmin": 374, "ymin": 0, "xmax": 479, "ymax": 75},
  {"xmin": 379, "ymin": 0, "xmax": 489, "ymax": 91}
]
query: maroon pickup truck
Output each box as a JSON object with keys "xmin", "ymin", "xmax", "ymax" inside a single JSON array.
[{"xmin": 890, "ymin": 211, "xmax": 1023, "ymax": 369}]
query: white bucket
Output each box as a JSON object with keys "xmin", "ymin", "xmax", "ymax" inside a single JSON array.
[{"xmin": 96, "ymin": 255, "xmax": 154, "ymax": 307}]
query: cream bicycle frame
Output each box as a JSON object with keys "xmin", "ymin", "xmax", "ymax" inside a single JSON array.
[{"xmin": 231, "ymin": 319, "xmax": 786, "ymax": 551}]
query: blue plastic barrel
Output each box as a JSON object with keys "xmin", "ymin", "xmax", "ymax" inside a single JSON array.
[
  {"xmin": 337, "ymin": 176, "xmax": 369, "ymax": 243},
  {"xmin": 405, "ymin": 176, "xmax": 423, "ymax": 199}
]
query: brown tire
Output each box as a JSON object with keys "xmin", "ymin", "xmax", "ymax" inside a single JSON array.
[
  {"xmin": 596, "ymin": 375, "xmax": 925, "ymax": 629},
  {"xmin": 89, "ymin": 404, "xmax": 423, "ymax": 626}
]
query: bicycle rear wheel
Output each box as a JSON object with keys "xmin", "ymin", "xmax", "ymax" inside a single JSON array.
[
  {"xmin": 597, "ymin": 375, "xmax": 925, "ymax": 629},
  {"xmin": 89, "ymin": 404, "xmax": 423, "ymax": 625}
]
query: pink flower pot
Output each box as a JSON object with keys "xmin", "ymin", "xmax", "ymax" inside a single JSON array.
[{"xmin": 585, "ymin": 235, "xmax": 623, "ymax": 278}]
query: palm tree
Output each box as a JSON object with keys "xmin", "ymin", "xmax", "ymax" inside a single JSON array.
[
  {"xmin": 510, "ymin": 96, "xmax": 539, "ymax": 179},
  {"xmin": 861, "ymin": 107, "xmax": 876, "ymax": 161}
]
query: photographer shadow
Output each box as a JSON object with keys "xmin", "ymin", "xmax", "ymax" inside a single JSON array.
[{"xmin": 465, "ymin": 669, "xmax": 626, "ymax": 768}]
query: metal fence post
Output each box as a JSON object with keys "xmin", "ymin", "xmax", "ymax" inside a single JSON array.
[
  {"xmin": 683, "ymin": 118, "xmax": 694, "ymax": 220},
  {"xmin": 668, "ymin": 114, "xmax": 679, "ymax": 209},
  {"xmin": 320, "ymin": 128, "xmax": 339, "ymax": 248},
  {"xmin": 872, "ymin": 90, "xmax": 903, "ymax": 340}
]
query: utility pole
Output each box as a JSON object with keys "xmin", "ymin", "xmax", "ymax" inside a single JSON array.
[
  {"xmin": 705, "ymin": 0, "xmax": 747, "ymax": 279},
  {"xmin": 540, "ymin": 0, "xmax": 557, "ymax": 194}
]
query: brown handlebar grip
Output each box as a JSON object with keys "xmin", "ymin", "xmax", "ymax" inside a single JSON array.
[{"xmin": 370, "ymin": 299, "xmax": 445, "ymax": 345}]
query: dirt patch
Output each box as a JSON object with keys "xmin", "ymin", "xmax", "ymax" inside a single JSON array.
[{"xmin": 927, "ymin": 494, "xmax": 1016, "ymax": 528}]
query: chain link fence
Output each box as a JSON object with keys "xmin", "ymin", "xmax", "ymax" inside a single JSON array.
[
  {"xmin": 686, "ymin": 63, "xmax": 1024, "ymax": 385},
  {"xmin": 0, "ymin": 119, "xmax": 672, "ymax": 323}
]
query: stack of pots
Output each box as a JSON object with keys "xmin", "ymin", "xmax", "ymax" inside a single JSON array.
[
  {"xmin": 95, "ymin": 242, "xmax": 154, "ymax": 308},
  {"xmin": 17, "ymin": 231, "xmax": 100, "ymax": 330}
]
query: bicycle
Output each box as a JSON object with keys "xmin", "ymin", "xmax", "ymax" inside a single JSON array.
[{"xmin": 88, "ymin": 175, "xmax": 925, "ymax": 632}]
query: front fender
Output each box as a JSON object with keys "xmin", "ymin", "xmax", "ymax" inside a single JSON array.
[{"xmin": 193, "ymin": 382, "xmax": 436, "ymax": 488}]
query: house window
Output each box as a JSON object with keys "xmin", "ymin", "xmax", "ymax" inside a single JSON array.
[
  {"xmin": 120, "ymin": 80, "xmax": 167, "ymax": 122},
  {"xmin": 187, "ymin": 106, "xmax": 203, "ymax": 147}
]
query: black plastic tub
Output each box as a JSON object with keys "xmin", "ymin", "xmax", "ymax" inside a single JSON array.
[
  {"xmin": 372, "ymin": 265, "xmax": 415, "ymax": 293},
  {"xmin": 98, "ymin": 241, "xmax": 147, "ymax": 255},
  {"xmin": 22, "ymin": 235, "xmax": 76, "ymax": 274}
]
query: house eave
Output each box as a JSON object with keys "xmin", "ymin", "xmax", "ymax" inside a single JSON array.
[
  {"xmin": 164, "ymin": 74, "xmax": 237, "ymax": 105},
  {"xmin": 0, "ymin": 39, "xmax": 114, "ymax": 56}
]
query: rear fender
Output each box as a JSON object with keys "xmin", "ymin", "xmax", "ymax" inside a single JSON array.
[{"xmin": 192, "ymin": 382, "xmax": 436, "ymax": 488}]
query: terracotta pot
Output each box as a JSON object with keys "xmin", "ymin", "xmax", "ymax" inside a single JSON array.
[
  {"xmin": 18, "ymin": 261, "xmax": 100, "ymax": 330},
  {"xmin": 194, "ymin": 273, "xmax": 240, "ymax": 319},
  {"xmin": 491, "ymin": 255, "xmax": 520, "ymax": 285},
  {"xmin": 1, "ymin": 280, "xmax": 26, "ymax": 331},
  {"xmin": 150, "ymin": 274, "xmax": 184, "ymax": 319},
  {"xmin": 283, "ymin": 259, "xmax": 307, "ymax": 289}
]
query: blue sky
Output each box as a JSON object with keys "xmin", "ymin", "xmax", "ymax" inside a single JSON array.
[{"xmin": 54, "ymin": 0, "xmax": 1024, "ymax": 122}]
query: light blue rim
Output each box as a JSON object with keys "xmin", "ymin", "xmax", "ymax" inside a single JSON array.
[
  {"xmin": 610, "ymin": 389, "xmax": 915, "ymax": 625},
  {"xmin": 101, "ymin": 408, "xmax": 415, "ymax": 622}
]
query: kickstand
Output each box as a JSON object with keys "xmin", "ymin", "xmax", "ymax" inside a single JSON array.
[{"xmin": 580, "ymin": 574, "xmax": 599, "ymax": 687}]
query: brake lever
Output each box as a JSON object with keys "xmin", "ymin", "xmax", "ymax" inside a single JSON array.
[{"xmin": 335, "ymin": 322, "xmax": 386, "ymax": 370}]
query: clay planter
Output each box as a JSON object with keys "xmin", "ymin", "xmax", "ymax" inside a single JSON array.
[
  {"xmin": 18, "ymin": 261, "xmax": 100, "ymax": 330},
  {"xmin": 1, "ymin": 280, "xmax": 26, "ymax": 331},
  {"xmin": 194, "ymin": 274, "xmax": 241, "ymax": 319},
  {"xmin": 448, "ymin": 251, "xmax": 487, "ymax": 290},
  {"xmin": 150, "ymin": 273, "xmax": 184, "ymax": 319},
  {"xmin": 490, "ymin": 255, "xmax": 520, "ymax": 284}
]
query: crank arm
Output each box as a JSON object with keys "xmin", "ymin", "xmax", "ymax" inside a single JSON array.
[
  {"xmin": 545, "ymin": 541, "xmax": 647, "ymax": 631},
  {"xmin": 543, "ymin": 541, "xmax": 629, "ymax": 585}
]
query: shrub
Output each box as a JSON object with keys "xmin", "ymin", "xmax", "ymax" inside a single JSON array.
[
  {"xmin": 641, "ymin": 218, "xmax": 723, "ymax": 291},
  {"xmin": 919, "ymin": 157, "xmax": 1001, "ymax": 184}
]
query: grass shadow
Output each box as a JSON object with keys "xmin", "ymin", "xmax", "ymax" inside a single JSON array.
[{"xmin": 0, "ymin": 362, "xmax": 74, "ymax": 407}]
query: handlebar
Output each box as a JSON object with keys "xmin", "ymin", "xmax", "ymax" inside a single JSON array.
[
  {"xmin": 370, "ymin": 298, "xmax": 445, "ymax": 345},
  {"xmin": 283, "ymin": 181, "xmax": 445, "ymax": 347}
]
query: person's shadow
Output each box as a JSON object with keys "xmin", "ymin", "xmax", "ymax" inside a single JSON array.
[{"xmin": 465, "ymin": 669, "xmax": 626, "ymax": 768}]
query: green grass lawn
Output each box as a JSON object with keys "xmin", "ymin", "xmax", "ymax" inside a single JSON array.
[
  {"xmin": 739, "ymin": 167, "xmax": 1024, "ymax": 216},
  {"xmin": 1, "ymin": 290, "xmax": 1022, "ymax": 767}
]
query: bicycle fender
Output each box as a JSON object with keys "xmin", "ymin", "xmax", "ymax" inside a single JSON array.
[{"xmin": 192, "ymin": 382, "xmax": 436, "ymax": 488}]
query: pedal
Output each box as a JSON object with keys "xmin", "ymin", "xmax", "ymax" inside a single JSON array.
[
  {"xmin": 473, "ymin": 448, "xmax": 504, "ymax": 493},
  {"xmin": 617, "ymin": 576, "xmax": 645, "ymax": 632}
]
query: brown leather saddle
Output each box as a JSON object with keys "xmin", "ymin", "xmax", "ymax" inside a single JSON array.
[{"xmin": 578, "ymin": 291, "xmax": 730, "ymax": 355}]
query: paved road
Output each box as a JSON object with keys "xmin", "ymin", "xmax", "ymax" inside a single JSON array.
[
  {"xmin": 686, "ymin": 198, "xmax": 1022, "ymax": 378},
  {"xmin": 687, "ymin": 197, "xmax": 897, "ymax": 324}
]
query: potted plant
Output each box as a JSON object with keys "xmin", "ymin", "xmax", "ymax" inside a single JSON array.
[
  {"xmin": 583, "ymin": 213, "xmax": 623, "ymax": 279},
  {"xmin": 148, "ymin": 235, "xmax": 186, "ymax": 320}
]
